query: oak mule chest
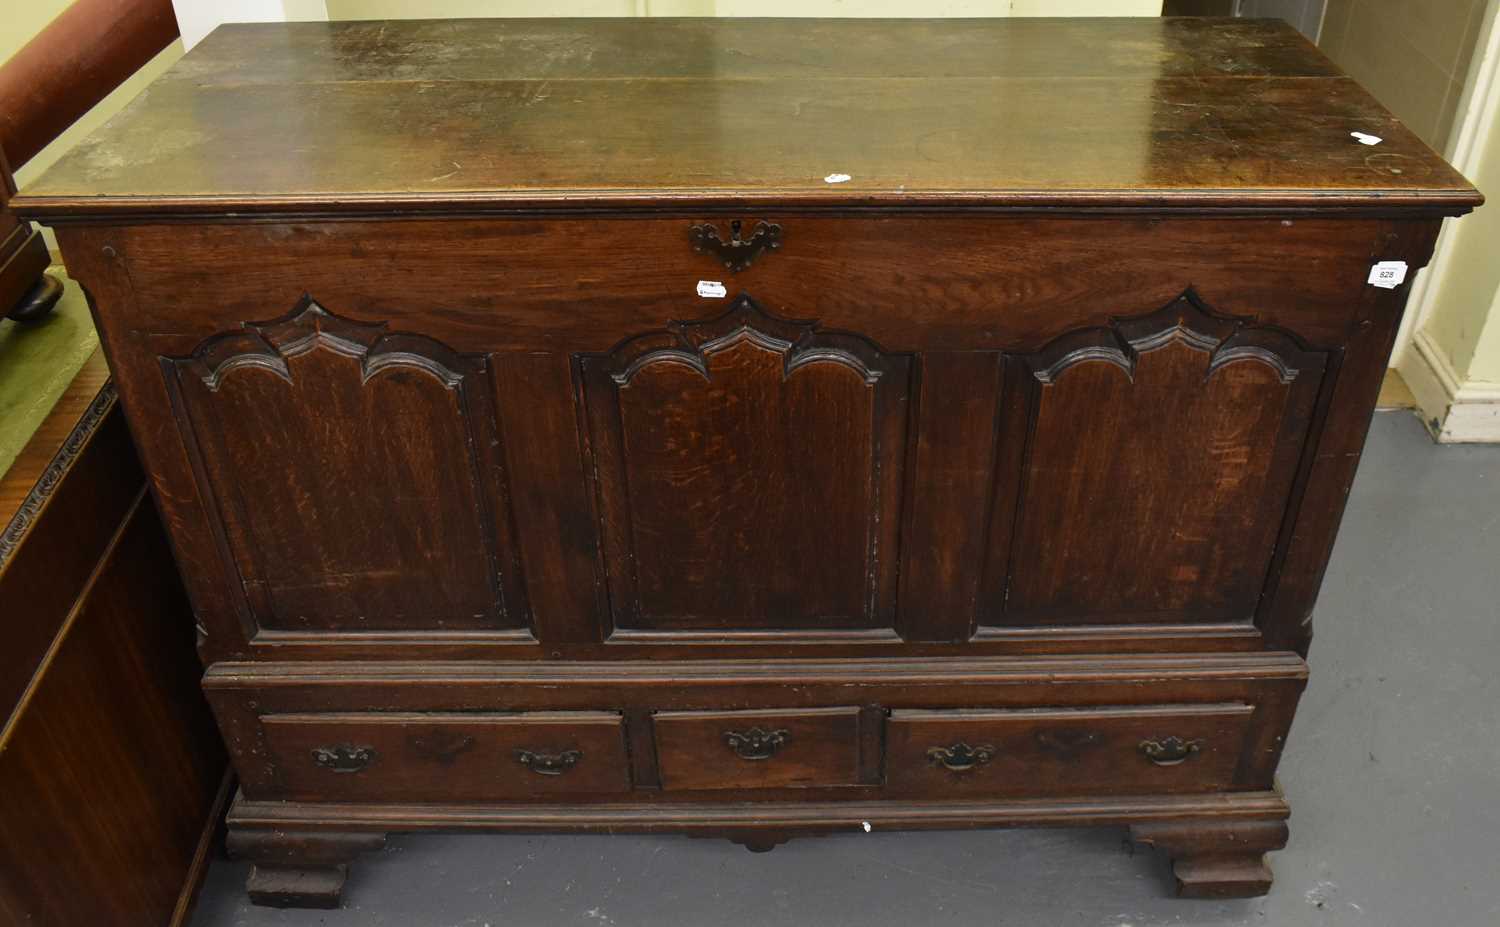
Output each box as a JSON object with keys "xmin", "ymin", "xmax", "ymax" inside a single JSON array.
[{"xmin": 16, "ymin": 16, "xmax": 1480, "ymax": 907}]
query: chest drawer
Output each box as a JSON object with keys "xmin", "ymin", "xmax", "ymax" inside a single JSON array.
[
  {"xmin": 260, "ymin": 711, "xmax": 631, "ymax": 801},
  {"xmin": 885, "ymin": 703, "xmax": 1254, "ymax": 797},
  {"xmin": 652, "ymin": 707, "xmax": 865, "ymax": 790}
]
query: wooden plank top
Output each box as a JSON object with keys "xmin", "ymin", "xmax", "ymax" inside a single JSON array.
[{"xmin": 14, "ymin": 17, "xmax": 1482, "ymax": 219}]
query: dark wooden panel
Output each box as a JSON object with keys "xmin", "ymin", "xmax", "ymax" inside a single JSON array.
[
  {"xmin": 0, "ymin": 496, "xmax": 225, "ymax": 925},
  {"xmin": 13, "ymin": 20, "xmax": 1479, "ymax": 217},
  {"xmin": 491, "ymin": 352, "xmax": 604, "ymax": 645},
  {"xmin": 653, "ymin": 707, "xmax": 863, "ymax": 791},
  {"xmin": 52, "ymin": 215, "xmax": 1437, "ymax": 663},
  {"xmin": 73, "ymin": 217, "xmax": 1389, "ymax": 352},
  {"xmin": 898, "ymin": 352, "xmax": 1004, "ymax": 642},
  {"xmin": 165, "ymin": 296, "xmax": 526, "ymax": 635},
  {"xmin": 206, "ymin": 654, "xmax": 1308, "ymax": 795},
  {"xmin": 258, "ymin": 711, "xmax": 630, "ymax": 802},
  {"xmin": 161, "ymin": 17, "xmax": 1344, "ymax": 85},
  {"xmin": 886, "ymin": 704, "xmax": 1254, "ymax": 797},
  {"xmin": 0, "ymin": 356, "xmax": 136, "ymax": 715},
  {"xmin": 580, "ymin": 295, "xmax": 909, "ymax": 633},
  {"xmin": 997, "ymin": 292, "xmax": 1327, "ymax": 626}
]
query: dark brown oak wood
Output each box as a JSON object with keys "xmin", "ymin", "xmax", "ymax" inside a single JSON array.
[
  {"xmin": 1, "ymin": 352, "xmax": 228, "ymax": 925},
  {"xmin": 1131, "ymin": 818, "xmax": 1291, "ymax": 898},
  {"xmin": 0, "ymin": 490, "xmax": 226, "ymax": 925},
  {"xmin": 258, "ymin": 710, "xmax": 631, "ymax": 802},
  {"xmin": 10, "ymin": 19, "xmax": 1481, "ymax": 219},
  {"xmin": 652, "ymin": 707, "xmax": 864, "ymax": 790},
  {"xmin": 885, "ymin": 704, "xmax": 1254, "ymax": 797},
  {"xmin": 16, "ymin": 16, "xmax": 1480, "ymax": 907}
]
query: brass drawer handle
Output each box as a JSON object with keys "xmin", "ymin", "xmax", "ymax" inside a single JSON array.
[
  {"xmin": 1139, "ymin": 736, "xmax": 1203, "ymax": 766},
  {"xmin": 689, "ymin": 219, "xmax": 783, "ymax": 273},
  {"xmin": 312, "ymin": 744, "xmax": 375, "ymax": 773},
  {"xmin": 926, "ymin": 741, "xmax": 997, "ymax": 773},
  {"xmin": 515, "ymin": 748, "xmax": 583, "ymax": 776},
  {"xmin": 724, "ymin": 727, "xmax": 790, "ymax": 760}
]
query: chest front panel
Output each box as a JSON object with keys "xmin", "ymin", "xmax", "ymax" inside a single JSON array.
[{"xmin": 67, "ymin": 214, "xmax": 1418, "ymax": 660}]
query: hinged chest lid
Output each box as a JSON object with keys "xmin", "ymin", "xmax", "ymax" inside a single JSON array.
[{"xmin": 13, "ymin": 17, "xmax": 1482, "ymax": 219}]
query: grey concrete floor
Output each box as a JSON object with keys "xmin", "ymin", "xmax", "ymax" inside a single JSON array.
[{"xmin": 189, "ymin": 412, "xmax": 1500, "ymax": 927}]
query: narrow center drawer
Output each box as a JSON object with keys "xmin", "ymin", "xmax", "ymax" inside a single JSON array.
[
  {"xmin": 652, "ymin": 707, "xmax": 864, "ymax": 790},
  {"xmin": 885, "ymin": 703, "xmax": 1253, "ymax": 796},
  {"xmin": 261, "ymin": 711, "xmax": 631, "ymax": 801}
]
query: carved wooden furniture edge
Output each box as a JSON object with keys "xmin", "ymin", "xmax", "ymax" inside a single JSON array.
[
  {"xmin": 0, "ymin": 381, "xmax": 116, "ymax": 569},
  {"xmin": 202, "ymin": 652, "xmax": 1311, "ymax": 687},
  {"xmin": 227, "ymin": 788, "xmax": 1290, "ymax": 831}
]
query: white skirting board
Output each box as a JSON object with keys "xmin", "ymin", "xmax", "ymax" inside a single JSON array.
[{"xmin": 1397, "ymin": 331, "xmax": 1500, "ymax": 443}]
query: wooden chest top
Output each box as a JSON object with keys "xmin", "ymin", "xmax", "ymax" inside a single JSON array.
[{"xmin": 13, "ymin": 17, "xmax": 1481, "ymax": 218}]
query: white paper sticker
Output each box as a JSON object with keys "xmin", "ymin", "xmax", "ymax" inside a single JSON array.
[
  {"xmin": 696, "ymin": 280, "xmax": 727, "ymax": 298},
  {"xmin": 1367, "ymin": 260, "xmax": 1408, "ymax": 289},
  {"xmin": 1351, "ymin": 131, "xmax": 1384, "ymax": 146},
  {"xmin": 824, "ymin": 172, "xmax": 852, "ymax": 184}
]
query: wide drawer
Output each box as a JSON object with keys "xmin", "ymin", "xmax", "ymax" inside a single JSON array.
[
  {"xmin": 260, "ymin": 711, "xmax": 631, "ymax": 801},
  {"xmin": 652, "ymin": 707, "xmax": 865, "ymax": 790},
  {"xmin": 885, "ymin": 703, "xmax": 1254, "ymax": 796}
]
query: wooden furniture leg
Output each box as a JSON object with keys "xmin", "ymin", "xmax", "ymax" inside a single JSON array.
[
  {"xmin": 226, "ymin": 828, "xmax": 387, "ymax": 909},
  {"xmin": 1129, "ymin": 818, "xmax": 1290, "ymax": 898}
]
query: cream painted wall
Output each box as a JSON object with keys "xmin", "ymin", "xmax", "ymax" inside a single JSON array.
[
  {"xmin": 0, "ymin": 0, "xmax": 74, "ymax": 63},
  {"xmin": 1423, "ymin": 98, "xmax": 1500, "ymax": 381},
  {"xmin": 1320, "ymin": 0, "xmax": 1490, "ymax": 149},
  {"xmin": 1395, "ymin": 0, "xmax": 1500, "ymax": 441}
]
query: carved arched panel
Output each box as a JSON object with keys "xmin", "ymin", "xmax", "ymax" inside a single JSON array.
[
  {"xmin": 166, "ymin": 297, "xmax": 525, "ymax": 634},
  {"xmin": 580, "ymin": 295, "xmax": 910, "ymax": 634},
  {"xmin": 996, "ymin": 290, "xmax": 1327, "ymax": 626}
]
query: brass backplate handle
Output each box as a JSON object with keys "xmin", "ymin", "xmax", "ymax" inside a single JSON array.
[
  {"xmin": 515, "ymin": 748, "xmax": 583, "ymax": 776},
  {"xmin": 724, "ymin": 727, "xmax": 790, "ymax": 760},
  {"xmin": 312, "ymin": 744, "xmax": 376, "ymax": 773},
  {"xmin": 926, "ymin": 741, "xmax": 997, "ymax": 773},
  {"xmin": 689, "ymin": 219, "xmax": 783, "ymax": 273},
  {"xmin": 1138, "ymin": 736, "xmax": 1204, "ymax": 766}
]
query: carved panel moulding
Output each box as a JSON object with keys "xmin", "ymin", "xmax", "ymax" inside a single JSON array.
[
  {"xmin": 178, "ymin": 294, "xmax": 468, "ymax": 391},
  {"xmin": 1025, "ymin": 288, "xmax": 1324, "ymax": 386},
  {"xmin": 601, "ymin": 292, "xmax": 894, "ymax": 387}
]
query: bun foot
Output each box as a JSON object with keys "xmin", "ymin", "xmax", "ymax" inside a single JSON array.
[
  {"xmin": 245, "ymin": 863, "xmax": 349, "ymax": 909},
  {"xmin": 7, "ymin": 273, "xmax": 63, "ymax": 322},
  {"xmin": 1130, "ymin": 818, "xmax": 1288, "ymax": 899},
  {"xmin": 227, "ymin": 827, "xmax": 386, "ymax": 908}
]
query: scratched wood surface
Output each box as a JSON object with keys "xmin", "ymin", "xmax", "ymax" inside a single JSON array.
[{"xmin": 13, "ymin": 17, "xmax": 1480, "ymax": 217}]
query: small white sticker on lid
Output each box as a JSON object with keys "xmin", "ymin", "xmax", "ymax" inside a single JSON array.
[
  {"xmin": 696, "ymin": 280, "xmax": 727, "ymax": 298},
  {"xmin": 824, "ymin": 172, "xmax": 852, "ymax": 184},
  {"xmin": 1351, "ymin": 131, "xmax": 1384, "ymax": 146},
  {"xmin": 1367, "ymin": 260, "xmax": 1408, "ymax": 289}
]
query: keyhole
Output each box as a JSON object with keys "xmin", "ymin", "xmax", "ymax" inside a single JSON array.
[{"xmin": 730, "ymin": 219, "xmax": 743, "ymax": 242}]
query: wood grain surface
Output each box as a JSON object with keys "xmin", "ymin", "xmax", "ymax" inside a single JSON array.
[{"xmin": 12, "ymin": 17, "xmax": 1481, "ymax": 218}]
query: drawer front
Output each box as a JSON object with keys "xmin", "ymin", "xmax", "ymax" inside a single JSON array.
[
  {"xmin": 653, "ymin": 707, "xmax": 864, "ymax": 790},
  {"xmin": 886, "ymin": 703, "xmax": 1254, "ymax": 796},
  {"xmin": 261, "ymin": 711, "xmax": 631, "ymax": 801}
]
